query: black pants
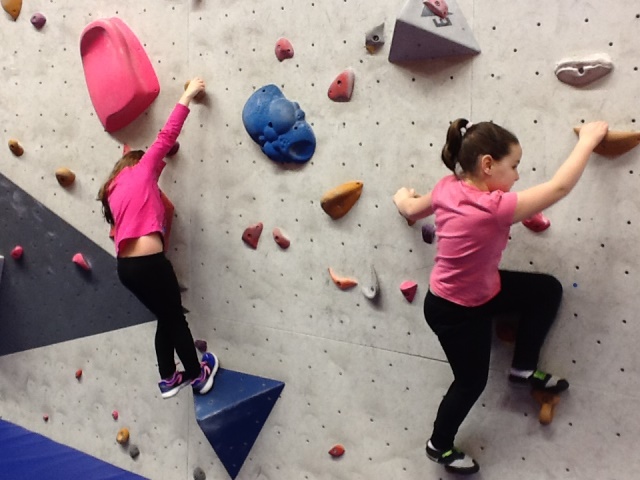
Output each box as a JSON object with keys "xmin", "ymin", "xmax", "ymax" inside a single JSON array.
[
  {"xmin": 424, "ymin": 270, "xmax": 563, "ymax": 450},
  {"xmin": 117, "ymin": 253, "xmax": 201, "ymax": 380}
]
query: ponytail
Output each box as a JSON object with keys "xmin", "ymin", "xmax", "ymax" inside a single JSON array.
[{"xmin": 441, "ymin": 118, "xmax": 471, "ymax": 173}]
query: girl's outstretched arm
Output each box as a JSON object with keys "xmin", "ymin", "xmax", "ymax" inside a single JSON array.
[
  {"xmin": 393, "ymin": 187, "xmax": 434, "ymax": 222},
  {"xmin": 512, "ymin": 121, "xmax": 608, "ymax": 224}
]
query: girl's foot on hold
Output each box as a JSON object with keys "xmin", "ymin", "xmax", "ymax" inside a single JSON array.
[
  {"xmin": 426, "ymin": 440, "xmax": 479, "ymax": 475},
  {"xmin": 191, "ymin": 352, "xmax": 219, "ymax": 395},
  {"xmin": 158, "ymin": 370, "xmax": 190, "ymax": 399},
  {"xmin": 508, "ymin": 368, "xmax": 569, "ymax": 393}
]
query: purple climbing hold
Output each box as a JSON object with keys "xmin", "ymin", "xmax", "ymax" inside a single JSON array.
[
  {"xmin": 422, "ymin": 223, "xmax": 436, "ymax": 244},
  {"xmin": 31, "ymin": 13, "xmax": 46, "ymax": 29},
  {"xmin": 167, "ymin": 142, "xmax": 180, "ymax": 157},
  {"xmin": 194, "ymin": 339, "xmax": 208, "ymax": 353}
]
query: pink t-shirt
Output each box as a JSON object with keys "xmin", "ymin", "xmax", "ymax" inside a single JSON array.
[
  {"xmin": 429, "ymin": 175, "xmax": 517, "ymax": 307},
  {"xmin": 108, "ymin": 103, "xmax": 189, "ymax": 256}
]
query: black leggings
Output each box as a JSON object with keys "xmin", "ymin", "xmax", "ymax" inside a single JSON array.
[
  {"xmin": 424, "ymin": 270, "xmax": 563, "ymax": 450},
  {"xmin": 117, "ymin": 253, "xmax": 201, "ymax": 380}
]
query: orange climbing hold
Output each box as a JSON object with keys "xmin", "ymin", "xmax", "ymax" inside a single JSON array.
[
  {"xmin": 8, "ymin": 139, "xmax": 23, "ymax": 156},
  {"xmin": 574, "ymin": 127, "xmax": 640, "ymax": 157},
  {"xmin": 321, "ymin": 181, "xmax": 363, "ymax": 219},
  {"xmin": 72, "ymin": 253, "xmax": 91, "ymax": 271},
  {"xmin": 400, "ymin": 281, "xmax": 418, "ymax": 302},
  {"xmin": 242, "ymin": 222, "xmax": 264, "ymax": 249},
  {"xmin": 75, "ymin": 369, "xmax": 83, "ymax": 380},
  {"xmin": 328, "ymin": 68, "xmax": 355, "ymax": 102},
  {"xmin": 272, "ymin": 227, "xmax": 290, "ymax": 249},
  {"xmin": 328, "ymin": 267, "xmax": 358, "ymax": 290},
  {"xmin": 116, "ymin": 427, "xmax": 130, "ymax": 445},
  {"xmin": 1, "ymin": 0, "xmax": 22, "ymax": 20},
  {"xmin": 328, "ymin": 444, "xmax": 345, "ymax": 457}
]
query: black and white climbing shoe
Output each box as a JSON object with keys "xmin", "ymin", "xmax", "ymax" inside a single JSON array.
[{"xmin": 426, "ymin": 440, "xmax": 480, "ymax": 475}]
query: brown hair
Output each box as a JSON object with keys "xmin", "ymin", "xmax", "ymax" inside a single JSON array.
[
  {"xmin": 97, "ymin": 150, "xmax": 145, "ymax": 225},
  {"xmin": 441, "ymin": 119, "xmax": 519, "ymax": 175}
]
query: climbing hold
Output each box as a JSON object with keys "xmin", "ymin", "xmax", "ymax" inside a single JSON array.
[
  {"xmin": 0, "ymin": 255, "xmax": 3, "ymax": 279},
  {"xmin": 116, "ymin": 427, "xmax": 129, "ymax": 445},
  {"xmin": 275, "ymin": 37, "xmax": 294, "ymax": 61},
  {"xmin": 522, "ymin": 212, "xmax": 550, "ymax": 233},
  {"xmin": 532, "ymin": 389, "xmax": 561, "ymax": 425},
  {"xmin": 272, "ymin": 227, "xmax": 290, "ymax": 249},
  {"xmin": 328, "ymin": 444, "xmax": 345, "ymax": 457},
  {"xmin": 1, "ymin": 0, "xmax": 21, "ymax": 20},
  {"xmin": 424, "ymin": 0, "xmax": 449, "ymax": 18},
  {"xmin": 365, "ymin": 23, "xmax": 385, "ymax": 53},
  {"xmin": 75, "ymin": 369, "xmax": 83, "ymax": 380},
  {"xmin": 242, "ymin": 222, "xmax": 263, "ymax": 249},
  {"xmin": 55, "ymin": 168, "xmax": 76, "ymax": 187},
  {"xmin": 30, "ymin": 12, "xmax": 46, "ymax": 29},
  {"xmin": 361, "ymin": 265, "xmax": 379, "ymax": 300},
  {"xmin": 193, "ymin": 467, "xmax": 206, "ymax": 480},
  {"xmin": 112, "ymin": 410, "xmax": 119, "ymax": 421},
  {"xmin": 167, "ymin": 142, "xmax": 180, "ymax": 157},
  {"xmin": 10, "ymin": 245, "xmax": 23, "ymax": 260},
  {"xmin": 80, "ymin": 18, "xmax": 160, "ymax": 132},
  {"xmin": 321, "ymin": 181, "xmax": 363, "ymax": 219},
  {"xmin": 72, "ymin": 253, "xmax": 91, "ymax": 271},
  {"xmin": 422, "ymin": 223, "xmax": 436, "ymax": 243},
  {"xmin": 194, "ymin": 339, "xmax": 208, "ymax": 353},
  {"xmin": 122, "ymin": 143, "xmax": 131, "ymax": 155},
  {"xmin": 400, "ymin": 280, "xmax": 418, "ymax": 302},
  {"xmin": 42, "ymin": 414, "xmax": 49, "ymax": 422},
  {"xmin": 328, "ymin": 68, "xmax": 355, "ymax": 102},
  {"xmin": 242, "ymin": 84, "xmax": 316, "ymax": 163},
  {"xmin": 8, "ymin": 139, "xmax": 23, "ymax": 157},
  {"xmin": 574, "ymin": 127, "xmax": 640, "ymax": 157},
  {"xmin": 129, "ymin": 444, "xmax": 140, "ymax": 459},
  {"xmin": 328, "ymin": 267, "xmax": 358, "ymax": 290},
  {"xmin": 555, "ymin": 54, "xmax": 613, "ymax": 87}
]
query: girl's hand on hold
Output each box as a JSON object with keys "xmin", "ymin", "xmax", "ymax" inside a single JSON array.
[
  {"xmin": 393, "ymin": 187, "xmax": 415, "ymax": 207},
  {"xmin": 185, "ymin": 76, "xmax": 206, "ymax": 100},
  {"xmin": 578, "ymin": 121, "xmax": 609, "ymax": 150}
]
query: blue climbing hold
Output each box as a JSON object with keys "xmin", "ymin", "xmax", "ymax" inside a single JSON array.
[
  {"xmin": 242, "ymin": 84, "xmax": 316, "ymax": 163},
  {"xmin": 194, "ymin": 368, "xmax": 285, "ymax": 479}
]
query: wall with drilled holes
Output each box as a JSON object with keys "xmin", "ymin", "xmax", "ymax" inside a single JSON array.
[{"xmin": 1, "ymin": 0, "xmax": 639, "ymax": 479}]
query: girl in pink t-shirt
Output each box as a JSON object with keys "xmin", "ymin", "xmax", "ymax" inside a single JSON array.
[
  {"xmin": 98, "ymin": 77, "xmax": 218, "ymax": 399},
  {"xmin": 393, "ymin": 118, "xmax": 608, "ymax": 475}
]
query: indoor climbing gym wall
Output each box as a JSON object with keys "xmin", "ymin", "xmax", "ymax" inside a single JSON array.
[{"xmin": 1, "ymin": 0, "xmax": 640, "ymax": 479}]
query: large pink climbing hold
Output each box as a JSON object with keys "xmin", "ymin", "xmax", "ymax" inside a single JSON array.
[
  {"xmin": 72, "ymin": 253, "xmax": 91, "ymax": 271},
  {"xmin": 275, "ymin": 37, "xmax": 294, "ymax": 62},
  {"xmin": 400, "ymin": 281, "xmax": 418, "ymax": 303},
  {"xmin": 424, "ymin": 0, "xmax": 449, "ymax": 18},
  {"xmin": 522, "ymin": 212, "xmax": 550, "ymax": 233},
  {"xmin": 10, "ymin": 245, "xmax": 23, "ymax": 260},
  {"xmin": 242, "ymin": 222, "xmax": 263, "ymax": 249},
  {"xmin": 272, "ymin": 227, "xmax": 290, "ymax": 249},
  {"xmin": 328, "ymin": 68, "xmax": 355, "ymax": 102}
]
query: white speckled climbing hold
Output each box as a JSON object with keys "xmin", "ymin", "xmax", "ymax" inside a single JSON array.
[
  {"xmin": 361, "ymin": 265, "xmax": 379, "ymax": 300},
  {"xmin": 555, "ymin": 54, "xmax": 613, "ymax": 87}
]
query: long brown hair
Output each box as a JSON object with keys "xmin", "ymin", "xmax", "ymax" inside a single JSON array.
[
  {"xmin": 97, "ymin": 150, "xmax": 145, "ymax": 225},
  {"xmin": 441, "ymin": 119, "xmax": 519, "ymax": 176}
]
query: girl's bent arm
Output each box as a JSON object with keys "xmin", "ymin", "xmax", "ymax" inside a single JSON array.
[
  {"xmin": 393, "ymin": 187, "xmax": 434, "ymax": 221},
  {"xmin": 512, "ymin": 121, "xmax": 608, "ymax": 224}
]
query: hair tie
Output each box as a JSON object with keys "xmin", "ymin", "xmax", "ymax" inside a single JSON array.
[{"xmin": 460, "ymin": 121, "xmax": 473, "ymax": 136}]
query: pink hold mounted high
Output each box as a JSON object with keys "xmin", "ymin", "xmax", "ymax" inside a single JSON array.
[
  {"xmin": 423, "ymin": 0, "xmax": 449, "ymax": 18},
  {"xmin": 400, "ymin": 281, "xmax": 418, "ymax": 303},
  {"xmin": 328, "ymin": 68, "xmax": 355, "ymax": 102},
  {"xmin": 242, "ymin": 222, "xmax": 264, "ymax": 249},
  {"xmin": 275, "ymin": 38, "xmax": 294, "ymax": 62}
]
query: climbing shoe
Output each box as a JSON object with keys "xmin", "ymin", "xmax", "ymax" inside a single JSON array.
[
  {"xmin": 509, "ymin": 369, "xmax": 569, "ymax": 394},
  {"xmin": 426, "ymin": 440, "xmax": 480, "ymax": 475}
]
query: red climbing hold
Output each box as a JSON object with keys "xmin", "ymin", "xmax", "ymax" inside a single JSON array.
[
  {"xmin": 275, "ymin": 37, "xmax": 294, "ymax": 62},
  {"xmin": 329, "ymin": 444, "xmax": 345, "ymax": 457},
  {"xmin": 43, "ymin": 414, "xmax": 49, "ymax": 422},
  {"xmin": 424, "ymin": 0, "xmax": 449, "ymax": 18},
  {"xmin": 75, "ymin": 369, "xmax": 83, "ymax": 380},
  {"xmin": 522, "ymin": 212, "xmax": 550, "ymax": 233},
  {"xmin": 112, "ymin": 410, "xmax": 119, "ymax": 421},
  {"xmin": 242, "ymin": 222, "xmax": 263, "ymax": 249},
  {"xmin": 272, "ymin": 227, "xmax": 290, "ymax": 249},
  {"xmin": 72, "ymin": 253, "xmax": 91, "ymax": 271},
  {"xmin": 328, "ymin": 68, "xmax": 355, "ymax": 102},
  {"xmin": 400, "ymin": 281, "xmax": 418, "ymax": 303},
  {"xmin": 10, "ymin": 245, "xmax": 23, "ymax": 260}
]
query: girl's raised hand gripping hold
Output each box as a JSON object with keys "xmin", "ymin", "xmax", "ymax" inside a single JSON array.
[{"xmin": 180, "ymin": 76, "xmax": 206, "ymax": 106}]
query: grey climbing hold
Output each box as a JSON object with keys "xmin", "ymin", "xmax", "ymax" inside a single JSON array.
[
  {"xmin": 365, "ymin": 23, "xmax": 385, "ymax": 53},
  {"xmin": 129, "ymin": 444, "xmax": 140, "ymax": 459},
  {"xmin": 362, "ymin": 265, "xmax": 379, "ymax": 300},
  {"xmin": 193, "ymin": 467, "xmax": 206, "ymax": 480},
  {"xmin": 554, "ymin": 53, "xmax": 613, "ymax": 87},
  {"xmin": 388, "ymin": 0, "xmax": 480, "ymax": 63}
]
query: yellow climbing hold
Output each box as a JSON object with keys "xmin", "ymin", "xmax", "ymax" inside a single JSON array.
[
  {"xmin": 321, "ymin": 181, "xmax": 363, "ymax": 219},
  {"xmin": 1, "ymin": 0, "xmax": 22, "ymax": 20}
]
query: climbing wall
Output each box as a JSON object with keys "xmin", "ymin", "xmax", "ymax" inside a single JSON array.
[{"xmin": 1, "ymin": 0, "xmax": 640, "ymax": 479}]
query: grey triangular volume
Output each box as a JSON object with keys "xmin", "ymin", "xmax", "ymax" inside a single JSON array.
[{"xmin": 389, "ymin": 0, "xmax": 480, "ymax": 63}]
